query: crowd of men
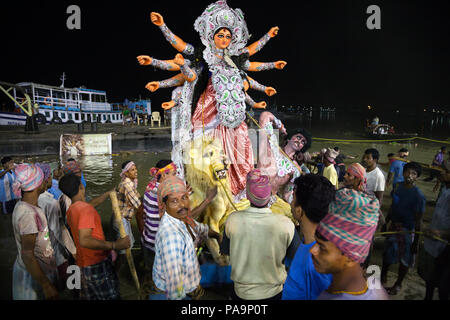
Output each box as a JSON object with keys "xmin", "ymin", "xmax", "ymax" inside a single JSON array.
[{"xmin": 1, "ymin": 142, "xmax": 449, "ymax": 300}]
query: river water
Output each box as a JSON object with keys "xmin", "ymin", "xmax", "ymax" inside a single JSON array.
[{"xmin": 0, "ymin": 109, "xmax": 448, "ymax": 299}]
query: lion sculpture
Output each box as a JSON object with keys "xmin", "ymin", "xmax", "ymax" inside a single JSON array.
[{"xmin": 184, "ymin": 137, "xmax": 249, "ymax": 266}]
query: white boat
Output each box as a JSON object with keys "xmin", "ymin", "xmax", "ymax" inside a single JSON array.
[
  {"xmin": 4, "ymin": 81, "xmax": 124, "ymax": 125},
  {"xmin": 0, "ymin": 111, "xmax": 26, "ymax": 126}
]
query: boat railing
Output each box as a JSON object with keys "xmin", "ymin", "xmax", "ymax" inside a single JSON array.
[
  {"xmin": 35, "ymin": 95, "xmax": 80, "ymax": 109},
  {"xmin": 80, "ymin": 102, "xmax": 112, "ymax": 112}
]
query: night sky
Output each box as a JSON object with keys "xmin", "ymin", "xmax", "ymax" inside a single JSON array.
[{"xmin": 1, "ymin": 0, "xmax": 449, "ymax": 114}]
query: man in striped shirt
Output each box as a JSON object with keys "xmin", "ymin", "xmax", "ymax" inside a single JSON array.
[
  {"xmin": 139, "ymin": 160, "xmax": 217, "ymax": 272},
  {"xmin": 1, "ymin": 157, "xmax": 20, "ymax": 214}
]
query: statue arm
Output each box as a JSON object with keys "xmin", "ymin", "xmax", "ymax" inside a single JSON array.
[
  {"xmin": 247, "ymin": 76, "xmax": 277, "ymax": 96},
  {"xmin": 137, "ymin": 55, "xmax": 180, "ymax": 71},
  {"xmin": 243, "ymin": 27, "xmax": 279, "ymax": 56},
  {"xmin": 244, "ymin": 60, "xmax": 287, "ymax": 72},
  {"xmin": 145, "ymin": 73, "xmax": 185, "ymax": 92},
  {"xmin": 174, "ymin": 54, "xmax": 197, "ymax": 82},
  {"xmin": 151, "ymin": 12, "xmax": 195, "ymax": 55},
  {"xmin": 245, "ymin": 93, "xmax": 266, "ymax": 109}
]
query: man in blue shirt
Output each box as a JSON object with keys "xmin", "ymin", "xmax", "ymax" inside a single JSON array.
[
  {"xmin": 282, "ymin": 174, "xmax": 335, "ymax": 300},
  {"xmin": 381, "ymin": 162, "xmax": 426, "ymax": 295},
  {"xmin": 47, "ymin": 167, "xmax": 64, "ymax": 200},
  {"xmin": 0, "ymin": 157, "xmax": 20, "ymax": 214},
  {"xmin": 386, "ymin": 148, "xmax": 409, "ymax": 194}
]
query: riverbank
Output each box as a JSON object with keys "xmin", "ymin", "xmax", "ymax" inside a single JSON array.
[{"xmin": 0, "ymin": 123, "xmax": 172, "ymax": 156}]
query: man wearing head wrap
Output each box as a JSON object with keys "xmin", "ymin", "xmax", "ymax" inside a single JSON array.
[
  {"xmin": 343, "ymin": 163, "xmax": 367, "ymax": 192},
  {"xmin": 111, "ymin": 161, "xmax": 141, "ymax": 272},
  {"xmin": 151, "ymin": 176, "xmax": 221, "ymax": 300},
  {"xmin": 63, "ymin": 158, "xmax": 86, "ymax": 188},
  {"xmin": 138, "ymin": 160, "xmax": 218, "ymax": 277},
  {"xmin": 310, "ymin": 188, "xmax": 388, "ymax": 300},
  {"xmin": 36, "ymin": 163, "xmax": 76, "ymax": 289},
  {"xmin": 220, "ymin": 169, "xmax": 300, "ymax": 300},
  {"xmin": 322, "ymin": 148, "xmax": 339, "ymax": 189},
  {"xmin": 11, "ymin": 163, "xmax": 59, "ymax": 300},
  {"xmin": 282, "ymin": 174, "xmax": 335, "ymax": 300},
  {"xmin": 138, "ymin": 159, "xmax": 177, "ymax": 273}
]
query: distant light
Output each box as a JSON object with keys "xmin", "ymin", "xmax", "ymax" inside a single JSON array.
[
  {"xmin": 424, "ymin": 109, "xmax": 427, "ymax": 112},
  {"xmin": 368, "ymin": 105, "xmax": 372, "ymax": 110}
]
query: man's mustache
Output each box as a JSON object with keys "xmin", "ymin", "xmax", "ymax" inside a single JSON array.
[{"xmin": 177, "ymin": 208, "xmax": 189, "ymax": 215}]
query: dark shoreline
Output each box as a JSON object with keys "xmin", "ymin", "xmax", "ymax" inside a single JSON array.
[{"xmin": 0, "ymin": 124, "xmax": 173, "ymax": 156}]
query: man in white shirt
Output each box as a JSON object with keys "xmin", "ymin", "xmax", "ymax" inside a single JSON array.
[
  {"xmin": 221, "ymin": 169, "xmax": 300, "ymax": 300},
  {"xmin": 361, "ymin": 149, "xmax": 386, "ymax": 268},
  {"xmin": 362, "ymin": 148, "xmax": 385, "ymax": 207}
]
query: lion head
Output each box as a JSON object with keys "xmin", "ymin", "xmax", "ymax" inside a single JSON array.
[{"xmin": 184, "ymin": 137, "xmax": 230, "ymax": 189}]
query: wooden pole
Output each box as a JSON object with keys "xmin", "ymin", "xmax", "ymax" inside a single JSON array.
[{"xmin": 110, "ymin": 191, "xmax": 141, "ymax": 293}]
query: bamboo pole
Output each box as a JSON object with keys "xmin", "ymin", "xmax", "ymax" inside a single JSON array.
[{"xmin": 110, "ymin": 191, "xmax": 141, "ymax": 293}]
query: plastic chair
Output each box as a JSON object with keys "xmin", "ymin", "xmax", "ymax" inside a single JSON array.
[{"xmin": 151, "ymin": 111, "xmax": 161, "ymax": 127}]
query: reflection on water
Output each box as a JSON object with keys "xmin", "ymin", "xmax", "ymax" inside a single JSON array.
[{"xmin": 81, "ymin": 155, "xmax": 114, "ymax": 188}]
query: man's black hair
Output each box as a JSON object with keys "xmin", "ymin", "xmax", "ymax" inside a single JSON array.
[
  {"xmin": 441, "ymin": 146, "xmax": 447, "ymax": 151},
  {"xmin": 387, "ymin": 153, "xmax": 394, "ymax": 157},
  {"xmin": 293, "ymin": 174, "xmax": 336, "ymax": 224},
  {"xmin": 59, "ymin": 174, "xmax": 81, "ymax": 199},
  {"xmin": 67, "ymin": 158, "xmax": 76, "ymax": 162},
  {"xmin": 364, "ymin": 148, "xmax": 380, "ymax": 161},
  {"xmin": 155, "ymin": 159, "xmax": 174, "ymax": 181},
  {"xmin": 398, "ymin": 148, "xmax": 408, "ymax": 153},
  {"xmin": 286, "ymin": 128, "xmax": 312, "ymax": 153},
  {"xmin": 403, "ymin": 161, "xmax": 422, "ymax": 177},
  {"xmin": 121, "ymin": 160, "xmax": 132, "ymax": 169},
  {"xmin": 156, "ymin": 159, "xmax": 173, "ymax": 169},
  {"xmin": 333, "ymin": 147, "xmax": 340, "ymax": 152},
  {"xmin": 315, "ymin": 229, "xmax": 329, "ymax": 242},
  {"xmin": 1, "ymin": 157, "xmax": 12, "ymax": 165}
]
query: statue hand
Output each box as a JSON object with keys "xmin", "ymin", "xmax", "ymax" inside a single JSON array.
[
  {"xmin": 265, "ymin": 87, "xmax": 277, "ymax": 96},
  {"xmin": 243, "ymin": 80, "xmax": 249, "ymax": 92},
  {"xmin": 268, "ymin": 26, "xmax": 279, "ymax": 38},
  {"xmin": 253, "ymin": 101, "xmax": 267, "ymax": 109},
  {"xmin": 150, "ymin": 12, "xmax": 164, "ymax": 26},
  {"xmin": 162, "ymin": 100, "xmax": 176, "ymax": 110},
  {"xmin": 275, "ymin": 61, "xmax": 287, "ymax": 70},
  {"xmin": 173, "ymin": 53, "xmax": 185, "ymax": 66},
  {"xmin": 137, "ymin": 55, "xmax": 152, "ymax": 66},
  {"xmin": 145, "ymin": 81, "xmax": 160, "ymax": 92}
]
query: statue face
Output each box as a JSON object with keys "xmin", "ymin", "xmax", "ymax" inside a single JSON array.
[
  {"xmin": 214, "ymin": 28, "xmax": 232, "ymax": 50},
  {"xmin": 287, "ymin": 133, "xmax": 307, "ymax": 152}
]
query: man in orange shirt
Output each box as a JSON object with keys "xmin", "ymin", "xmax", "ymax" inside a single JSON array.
[{"xmin": 59, "ymin": 174, "xmax": 130, "ymax": 300}]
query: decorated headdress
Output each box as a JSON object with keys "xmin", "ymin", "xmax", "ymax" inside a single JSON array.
[{"xmin": 194, "ymin": 0, "xmax": 250, "ymax": 56}]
